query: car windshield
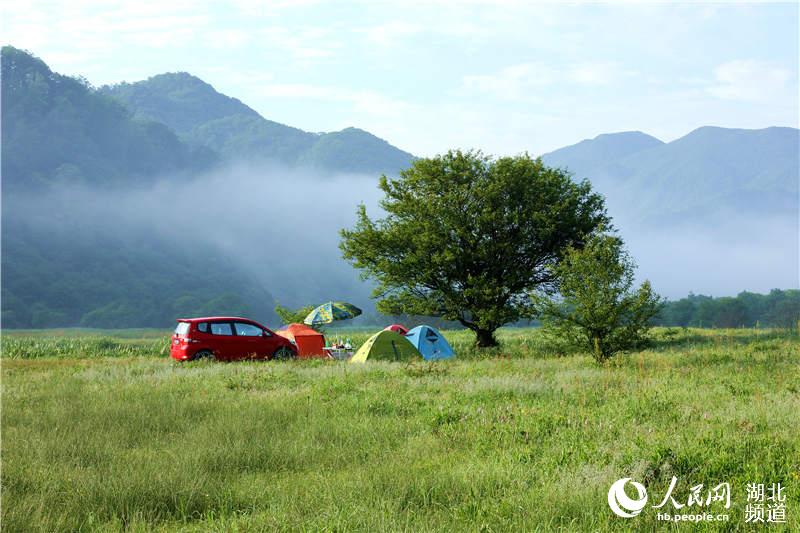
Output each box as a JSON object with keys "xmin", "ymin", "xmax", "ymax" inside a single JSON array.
[{"xmin": 174, "ymin": 322, "xmax": 190, "ymax": 335}]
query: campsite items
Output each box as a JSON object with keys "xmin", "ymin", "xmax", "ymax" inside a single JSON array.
[
  {"xmin": 350, "ymin": 330, "xmax": 423, "ymax": 363},
  {"xmin": 383, "ymin": 324, "xmax": 409, "ymax": 335},
  {"xmin": 303, "ymin": 301, "xmax": 362, "ymax": 326},
  {"xmin": 325, "ymin": 337, "xmax": 354, "ymax": 360},
  {"xmin": 405, "ymin": 325, "xmax": 455, "ymax": 360},
  {"xmin": 275, "ymin": 323, "xmax": 326, "ymax": 358}
]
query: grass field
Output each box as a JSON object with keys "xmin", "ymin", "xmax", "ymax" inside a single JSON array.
[{"xmin": 2, "ymin": 327, "xmax": 798, "ymax": 531}]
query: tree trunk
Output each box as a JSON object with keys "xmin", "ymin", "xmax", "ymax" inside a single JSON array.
[{"xmin": 474, "ymin": 328, "xmax": 499, "ymax": 348}]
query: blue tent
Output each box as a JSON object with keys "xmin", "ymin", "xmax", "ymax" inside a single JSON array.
[{"xmin": 405, "ymin": 325, "xmax": 455, "ymax": 360}]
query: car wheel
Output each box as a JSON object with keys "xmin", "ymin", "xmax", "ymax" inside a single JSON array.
[
  {"xmin": 272, "ymin": 347, "xmax": 295, "ymax": 361},
  {"xmin": 192, "ymin": 349, "xmax": 215, "ymax": 361}
]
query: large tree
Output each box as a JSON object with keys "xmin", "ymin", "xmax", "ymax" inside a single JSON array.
[{"xmin": 340, "ymin": 150, "xmax": 609, "ymax": 347}]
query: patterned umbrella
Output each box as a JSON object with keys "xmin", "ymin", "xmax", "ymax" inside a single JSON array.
[{"xmin": 303, "ymin": 301, "xmax": 362, "ymax": 325}]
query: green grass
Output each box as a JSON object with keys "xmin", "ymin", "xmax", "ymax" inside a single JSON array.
[{"xmin": 2, "ymin": 328, "xmax": 798, "ymax": 531}]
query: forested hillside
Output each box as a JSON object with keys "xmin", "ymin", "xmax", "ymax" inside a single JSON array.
[
  {"xmin": 1, "ymin": 47, "xmax": 214, "ymax": 191},
  {"xmin": 1, "ymin": 47, "xmax": 274, "ymax": 327},
  {"xmin": 102, "ymin": 73, "xmax": 415, "ymax": 174}
]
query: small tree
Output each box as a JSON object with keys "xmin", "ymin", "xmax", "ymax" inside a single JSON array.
[
  {"xmin": 340, "ymin": 150, "xmax": 608, "ymax": 347},
  {"xmin": 274, "ymin": 303, "xmax": 316, "ymax": 326},
  {"xmin": 535, "ymin": 233, "xmax": 663, "ymax": 362}
]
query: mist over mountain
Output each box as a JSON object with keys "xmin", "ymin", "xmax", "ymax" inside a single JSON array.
[
  {"xmin": 541, "ymin": 127, "xmax": 799, "ymax": 297},
  {"xmin": 2, "ymin": 46, "xmax": 797, "ymax": 328},
  {"xmin": 1, "ymin": 47, "xmax": 261, "ymax": 327}
]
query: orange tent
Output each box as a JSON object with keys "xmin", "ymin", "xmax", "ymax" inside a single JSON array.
[{"xmin": 276, "ymin": 323, "xmax": 326, "ymax": 358}]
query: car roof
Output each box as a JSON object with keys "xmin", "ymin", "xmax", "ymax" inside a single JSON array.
[{"xmin": 176, "ymin": 316, "xmax": 255, "ymax": 323}]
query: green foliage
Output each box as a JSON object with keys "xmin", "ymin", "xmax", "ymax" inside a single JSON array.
[
  {"xmin": 274, "ymin": 303, "xmax": 317, "ymax": 326},
  {"xmin": 299, "ymin": 127, "xmax": 416, "ymax": 174},
  {"xmin": 3, "ymin": 328, "xmax": 799, "ymax": 531},
  {"xmin": 536, "ymin": 233, "xmax": 664, "ymax": 362},
  {"xmin": 1, "ymin": 47, "xmax": 214, "ymax": 191},
  {"xmin": 340, "ymin": 150, "xmax": 608, "ymax": 347},
  {"xmin": 656, "ymin": 289, "xmax": 800, "ymax": 328},
  {"xmin": 99, "ymin": 72, "xmax": 263, "ymax": 136}
]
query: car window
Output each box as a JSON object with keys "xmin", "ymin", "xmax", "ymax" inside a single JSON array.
[
  {"xmin": 196, "ymin": 322, "xmax": 209, "ymax": 333},
  {"xmin": 234, "ymin": 322, "xmax": 263, "ymax": 337},
  {"xmin": 210, "ymin": 322, "xmax": 234, "ymax": 336},
  {"xmin": 174, "ymin": 322, "xmax": 190, "ymax": 335}
]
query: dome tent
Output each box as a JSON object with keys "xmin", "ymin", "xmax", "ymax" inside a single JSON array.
[
  {"xmin": 350, "ymin": 330, "xmax": 422, "ymax": 363},
  {"xmin": 405, "ymin": 325, "xmax": 455, "ymax": 360},
  {"xmin": 383, "ymin": 324, "xmax": 409, "ymax": 335}
]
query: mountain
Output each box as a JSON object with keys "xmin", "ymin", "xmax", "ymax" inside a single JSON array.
[
  {"xmin": 542, "ymin": 126, "xmax": 798, "ymax": 299},
  {"xmin": 98, "ymin": 72, "xmax": 263, "ymax": 135},
  {"xmin": 101, "ymin": 73, "xmax": 415, "ymax": 175},
  {"xmin": 1, "ymin": 47, "xmax": 215, "ymax": 191},
  {"xmin": 1, "ymin": 47, "xmax": 414, "ymax": 328},
  {"xmin": 541, "ymin": 131, "xmax": 664, "ymax": 177},
  {"xmin": 541, "ymin": 126, "xmax": 799, "ymax": 223},
  {"xmin": 2, "ymin": 46, "xmax": 797, "ymax": 327},
  {"xmin": 1, "ymin": 47, "xmax": 274, "ymax": 327}
]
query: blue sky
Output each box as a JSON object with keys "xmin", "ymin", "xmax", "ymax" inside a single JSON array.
[{"xmin": 3, "ymin": 1, "xmax": 798, "ymax": 156}]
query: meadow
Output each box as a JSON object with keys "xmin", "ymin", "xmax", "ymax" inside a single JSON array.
[{"xmin": 2, "ymin": 327, "xmax": 798, "ymax": 531}]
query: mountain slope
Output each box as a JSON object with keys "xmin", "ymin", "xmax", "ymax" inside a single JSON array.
[
  {"xmin": 542, "ymin": 131, "xmax": 664, "ymax": 178},
  {"xmin": 1, "ymin": 47, "xmax": 215, "ymax": 191},
  {"xmin": 620, "ymin": 126, "xmax": 799, "ymax": 216},
  {"xmin": 99, "ymin": 72, "xmax": 262, "ymax": 135},
  {"xmin": 541, "ymin": 126, "xmax": 799, "ymax": 222},
  {"xmin": 1, "ymin": 48, "xmax": 276, "ymax": 328},
  {"xmin": 102, "ymin": 74, "xmax": 415, "ymax": 175}
]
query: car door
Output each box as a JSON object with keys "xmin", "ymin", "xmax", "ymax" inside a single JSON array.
[
  {"xmin": 208, "ymin": 321, "xmax": 236, "ymax": 360},
  {"xmin": 233, "ymin": 321, "xmax": 269, "ymax": 359}
]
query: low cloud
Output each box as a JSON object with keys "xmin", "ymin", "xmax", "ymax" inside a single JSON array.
[
  {"xmin": 463, "ymin": 61, "xmax": 633, "ymax": 100},
  {"xmin": 706, "ymin": 59, "xmax": 793, "ymax": 102},
  {"xmin": 8, "ymin": 162, "xmax": 386, "ymax": 310}
]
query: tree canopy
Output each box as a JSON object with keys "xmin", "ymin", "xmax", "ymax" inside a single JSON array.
[{"xmin": 340, "ymin": 150, "xmax": 609, "ymax": 347}]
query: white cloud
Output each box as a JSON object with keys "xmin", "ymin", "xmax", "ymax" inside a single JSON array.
[
  {"xmin": 208, "ymin": 29, "xmax": 251, "ymax": 49},
  {"xmin": 463, "ymin": 61, "xmax": 633, "ymax": 100},
  {"xmin": 361, "ymin": 21, "xmax": 425, "ymax": 46},
  {"xmin": 258, "ymin": 25, "xmax": 339, "ymax": 61},
  {"xmin": 706, "ymin": 60, "xmax": 793, "ymax": 102},
  {"xmin": 228, "ymin": 0, "xmax": 320, "ymax": 17},
  {"xmin": 255, "ymin": 83, "xmax": 416, "ymax": 122},
  {"xmin": 463, "ymin": 62, "xmax": 556, "ymax": 100},
  {"xmin": 568, "ymin": 62, "xmax": 631, "ymax": 85}
]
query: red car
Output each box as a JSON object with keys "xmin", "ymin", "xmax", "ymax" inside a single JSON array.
[{"xmin": 170, "ymin": 317, "xmax": 297, "ymax": 362}]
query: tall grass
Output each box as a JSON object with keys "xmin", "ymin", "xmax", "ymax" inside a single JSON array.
[{"xmin": 2, "ymin": 328, "xmax": 798, "ymax": 531}]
